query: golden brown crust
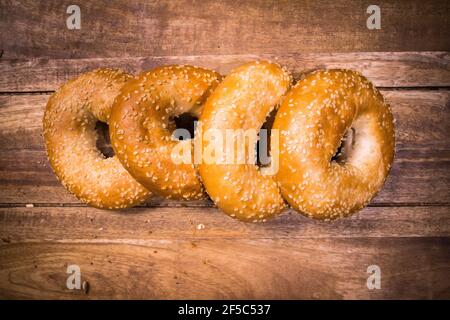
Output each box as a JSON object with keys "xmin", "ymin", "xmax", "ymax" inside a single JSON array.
[
  {"xmin": 43, "ymin": 69, "xmax": 151, "ymax": 209},
  {"xmin": 273, "ymin": 69, "xmax": 395, "ymax": 220},
  {"xmin": 198, "ymin": 61, "xmax": 292, "ymax": 221},
  {"xmin": 44, "ymin": 65, "xmax": 394, "ymax": 219},
  {"xmin": 110, "ymin": 65, "xmax": 221, "ymax": 200}
]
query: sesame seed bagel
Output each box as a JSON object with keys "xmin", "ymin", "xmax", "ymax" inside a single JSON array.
[
  {"xmin": 198, "ymin": 61, "xmax": 292, "ymax": 222},
  {"xmin": 110, "ymin": 65, "xmax": 221, "ymax": 200},
  {"xmin": 273, "ymin": 69, "xmax": 395, "ymax": 220},
  {"xmin": 43, "ymin": 69, "xmax": 151, "ymax": 209}
]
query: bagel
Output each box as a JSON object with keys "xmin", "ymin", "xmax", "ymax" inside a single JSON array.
[
  {"xmin": 109, "ymin": 65, "xmax": 221, "ymax": 200},
  {"xmin": 273, "ymin": 69, "xmax": 395, "ymax": 220},
  {"xmin": 43, "ymin": 69, "xmax": 151, "ymax": 209},
  {"xmin": 198, "ymin": 61, "xmax": 292, "ymax": 221}
]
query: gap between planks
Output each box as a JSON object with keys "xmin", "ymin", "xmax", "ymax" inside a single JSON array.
[
  {"xmin": 2, "ymin": 87, "xmax": 450, "ymax": 96},
  {"xmin": 2, "ymin": 202, "xmax": 450, "ymax": 208}
]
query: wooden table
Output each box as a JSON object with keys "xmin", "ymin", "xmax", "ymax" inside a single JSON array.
[{"xmin": 0, "ymin": 0, "xmax": 449, "ymax": 299}]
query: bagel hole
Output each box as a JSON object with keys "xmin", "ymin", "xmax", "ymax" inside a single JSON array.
[
  {"xmin": 331, "ymin": 127, "xmax": 356, "ymax": 164},
  {"xmin": 257, "ymin": 107, "xmax": 278, "ymax": 168},
  {"xmin": 95, "ymin": 121, "xmax": 115, "ymax": 158},
  {"xmin": 173, "ymin": 113, "xmax": 198, "ymax": 140}
]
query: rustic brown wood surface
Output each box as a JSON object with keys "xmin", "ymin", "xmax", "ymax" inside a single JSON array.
[
  {"xmin": 1, "ymin": 52, "xmax": 449, "ymax": 92},
  {"xmin": 0, "ymin": 0, "xmax": 449, "ymax": 299},
  {"xmin": 1, "ymin": 238, "xmax": 449, "ymax": 299},
  {"xmin": 1, "ymin": 90, "xmax": 449, "ymax": 205},
  {"xmin": 1, "ymin": 0, "xmax": 449, "ymax": 58}
]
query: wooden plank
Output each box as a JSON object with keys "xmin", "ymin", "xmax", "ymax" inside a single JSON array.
[
  {"xmin": 1, "ymin": 91, "xmax": 449, "ymax": 150},
  {"xmin": 1, "ymin": 148, "xmax": 449, "ymax": 205},
  {"xmin": 0, "ymin": 238, "xmax": 448, "ymax": 299},
  {"xmin": 1, "ymin": 206, "xmax": 449, "ymax": 240},
  {"xmin": 1, "ymin": 90, "xmax": 449, "ymax": 205},
  {"xmin": 0, "ymin": 1, "xmax": 449, "ymax": 59},
  {"xmin": 1, "ymin": 52, "xmax": 449, "ymax": 91}
]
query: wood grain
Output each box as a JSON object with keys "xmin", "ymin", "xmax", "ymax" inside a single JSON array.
[
  {"xmin": 0, "ymin": 238, "xmax": 448, "ymax": 299},
  {"xmin": 1, "ymin": 206, "xmax": 449, "ymax": 241},
  {"xmin": 1, "ymin": 0, "xmax": 449, "ymax": 59},
  {"xmin": 1, "ymin": 52, "xmax": 449, "ymax": 92},
  {"xmin": 1, "ymin": 90, "xmax": 449, "ymax": 205}
]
